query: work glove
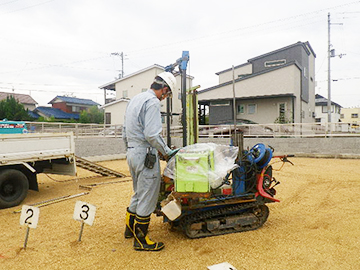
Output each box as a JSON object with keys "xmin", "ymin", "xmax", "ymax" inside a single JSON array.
[
  {"xmin": 166, "ymin": 148, "xmax": 180, "ymax": 161},
  {"xmin": 158, "ymin": 151, "xmax": 166, "ymax": 161}
]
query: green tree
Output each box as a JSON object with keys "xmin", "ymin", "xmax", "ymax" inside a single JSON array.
[
  {"xmin": 79, "ymin": 106, "xmax": 104, "ymax": 124},
  {"xmin": 0, "ymin": 96, "xmax": 33, "ymax": 120}
]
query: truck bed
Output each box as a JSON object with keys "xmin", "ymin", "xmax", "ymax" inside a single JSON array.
[
  {"xmin": 0, "ymin": 132, "xmax": 75, "ymax": 165},
  {"xmin": 0, "ymin": 132, "xmax": 77, "ymax": 209}
]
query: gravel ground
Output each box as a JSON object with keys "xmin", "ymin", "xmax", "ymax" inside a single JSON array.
[{"xmin": 0, "ymin": 157, "xmax": 359, "ymax": 270}]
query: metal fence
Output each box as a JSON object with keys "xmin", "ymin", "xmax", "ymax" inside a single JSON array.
[
  {"xmin": 25, "ymin": 121, "xmax": 360, "ymax": 138},
  {"xmin": 25, "ymin": 122, "xmax": 123, "ymax": 138},
  {"xmin": 194, "ymin": 122, "xmax": 360, "ymax": 138}
]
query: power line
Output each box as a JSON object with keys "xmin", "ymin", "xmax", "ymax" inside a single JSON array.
[
  {"xmin": 1, "ymin": 1, "xmax": 358, "ymax": 76},
  {"xmin": 0, "ymin": 86, "xmax": 102, "ymax": 95},
  {"xmin": 0, "ymin": 81, "xmax": 99, "ymax": 87},
  {"xmin": 127, "ymin": 1, "xmax": 360, "ymax": 56},
  {"xmin": 0, "ymin": 0, "xmax": 21, "ymax": 7},
  {"xmin": 0, "ymin": 55, "xmax": 113, "ymax": 75},
  {"xmin": 1, "ymin": 0, "xmax": 56, "ymax": 15}
]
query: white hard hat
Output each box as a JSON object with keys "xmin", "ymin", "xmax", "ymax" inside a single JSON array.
[{"xmin": 156, "ymin": 72, "xmax": 177, "ymax": 92}]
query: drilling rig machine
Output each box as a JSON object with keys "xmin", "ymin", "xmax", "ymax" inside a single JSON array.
[{"xmin": 156, "ymin": 52, "xmax": 293, "ymax": 238}]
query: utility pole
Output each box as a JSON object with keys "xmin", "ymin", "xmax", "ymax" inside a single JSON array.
[
  {"xmin": 111, "ymin": 52, "xmax": 125, "ymax": 79},
  {"xmin": 327, "ymin": 13, "xmax": 331, "ymax": 123},
  {"xmin": 327, "ymin": 13, "xmax": 343, "ymax": 124},
  {"xmin": 121, "ymin": 52, "xmax": 124, "ymax": 78}
]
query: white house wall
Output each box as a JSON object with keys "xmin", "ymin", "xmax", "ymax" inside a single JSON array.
[
  {"xmin": 218, "ymin": 63, "xmax": 252, "ymax": 84},
  {"xmin": 171, "ymin": 76, "xmax": 192, "ymax": 116},
  {"xmin": 105, "ymin": 101, "xmax": 128, "ymax": 125},
  {"xmin": 24, "ymin": 104, "xmax": 36, "ymax": 111},
  {"xmin": 115, "ymin": 66, "xmax": 164, "ymax": 100},
  {"xmin": 233, "ymin": 96, "xmax": 293, "ymax": 124},
  {"xmin": 105, "ymin": 66, "xmax": 192, "ymax": 126},
  {"xmin": 341, "ymin": 107, "xmax": 360, "ymax": 125},
  {"xmin": 198, "ymin": 64, "xmax": 306, "ymax": 124},
  {"xmin": 199, "ymin": 64, "xmax": 301, "ymax": 100}
]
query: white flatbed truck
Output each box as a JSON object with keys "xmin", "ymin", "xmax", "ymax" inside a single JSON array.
[{"xmin": 0, "ymin": 132, "xmax": 76, "ymax": 209}]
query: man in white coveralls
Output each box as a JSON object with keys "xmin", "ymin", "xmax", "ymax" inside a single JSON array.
[{"xmin": 123, "ymin": 72, "xmax": 179, "ymax": 251}]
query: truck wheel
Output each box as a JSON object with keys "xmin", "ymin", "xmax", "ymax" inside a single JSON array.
[{"xmin": 0, "ymin": 169, "xmax": 29, "ymax": 209}]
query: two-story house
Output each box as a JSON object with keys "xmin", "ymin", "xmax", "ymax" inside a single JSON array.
[
  {"xmin": 197, "ymin": 41, "xmax": 316, "ymax": 125},
  {"xmin": 99, "ymin": 64, "xmax": 193, "ymax": 126},
  {"xmin": 314, "ymin": 94, "xmax": 342, "ymax": 123},
  {"xmin": 0, "ymin": 91, "xmax": 37, "ymax": 111},
  {"xmin": 32, "ymin": 96, "xmax": 100, "ymax": 121},
  {"xmin": 48, "ymin": 96, "xmax": 100, "ymax": 114},
  {"xmin": 340, "ymin": 107, "xmax": 360, "ymax": 128}
]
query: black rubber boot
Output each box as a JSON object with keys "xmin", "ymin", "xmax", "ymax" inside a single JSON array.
[
  {"xmin": 124, "ymin": 208, "xmax": 136, "ymax": 239},
  {"xmin": 133, "ymin": 214, "xmax": 165, "ymax": 251}
]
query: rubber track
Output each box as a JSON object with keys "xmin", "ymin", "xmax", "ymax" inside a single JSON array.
[{"xmin": 180, "ymin": 202, "xmax": 269, "ymax": 238}]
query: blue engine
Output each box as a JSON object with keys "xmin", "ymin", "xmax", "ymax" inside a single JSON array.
[{"xmin": 232, "ymin": 143, "xmax": 273, "ymax": 195}]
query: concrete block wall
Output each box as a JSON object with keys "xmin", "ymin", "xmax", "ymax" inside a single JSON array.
[
  {"xmin": 75, "ymin": 136, "xmax": 360, "ymax": 160},
  {"xmin": 75, "ymin": 137, "xmax": 126, "ymax": 159}
]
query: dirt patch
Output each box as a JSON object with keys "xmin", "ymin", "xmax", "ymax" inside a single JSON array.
[{"xmin": 0, "ymin": 158, "xmax": 359, "ymax": 269}]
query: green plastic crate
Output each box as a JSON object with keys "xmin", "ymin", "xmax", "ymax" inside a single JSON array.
[{"xmin": 175, "ymin": 152, "xmax": 211, "ymax": 193}]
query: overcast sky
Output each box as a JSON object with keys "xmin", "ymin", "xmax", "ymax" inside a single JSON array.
[{"xmin": 0, "ymin": 0, "xmax": 359, "ymax": 108}]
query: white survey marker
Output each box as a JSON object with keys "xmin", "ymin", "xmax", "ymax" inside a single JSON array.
[
  {"xmin": 73, "ymin": 201, "xmax": 96, "ymax": 226},
  {"xmin": 207, "ymin": 262, "xmax": 237, "ymax": 270},
  {"xmin": 20, "ymin": 205, "xmax": 40, "ymax": 229}
]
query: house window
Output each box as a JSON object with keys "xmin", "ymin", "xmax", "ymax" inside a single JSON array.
[
  {"xmin": 264, "ymin": 59, "xmax": 286, "ymax": 67},
  {"xmin": 340, "ymin": 114, "xmax": 344, "ymax": 119},
  {"xmin": 122, "ymin": 90, "xmax": 128, "ymax": 98},
  {"xmin": 279, "ymin": 103, "xmax": 286, "ymax": 122},
  {"xmin": 304, "ymin": 67, "xmax": 308, "ymax": 78},
  {"xmin": 237, "ymin": 104, "xmax": 245, "ymax": 114},
  {"xmin": 210, "ymin": 100, "xmax": 230, "ymax": 106},
  {"xmin": 351, "ymin": 113, "xmax": 358, "ymax": 118},
  {"xmin": 248, "ymin": 104, "xmax": 257, "ymax": 114},
  {"xmin": 72, "ymin": 106, "xmax": 80, "ymax": 113},
  {"xmin": 105, "ymin": 113, "xmax": 111, "ymax": 124},
  {"xmin": 322, "ymin": 106, "xmax": 334, "ymax": 113}
]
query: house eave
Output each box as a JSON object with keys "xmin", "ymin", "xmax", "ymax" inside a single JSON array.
[
  {"xmin": 99, "ymin": 64, "xmax": 194, "ymax": 91},
  {"xmin": 100, "ymin": 98, "xmax": 129, "ymax": 109},
  {"xmin": 198, "ymin": 93, "xmax": 296, "ymax": 103},
  {"xmin": 99, "ymin": 64, "xmax": 165, "ymax": 90},
  {"xmin": 248, "ymin": 41, "xmax": 316, "ymax": 62}
]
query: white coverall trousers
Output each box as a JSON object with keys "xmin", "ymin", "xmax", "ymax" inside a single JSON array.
[{"xmin": 127, "ymin": 147, "xmax": 161, "ymax": 217}]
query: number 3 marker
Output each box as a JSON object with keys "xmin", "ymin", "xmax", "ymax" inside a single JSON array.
[{"xmin": 73, "ymin": 201, "xmax": 96, "ymax": 226}]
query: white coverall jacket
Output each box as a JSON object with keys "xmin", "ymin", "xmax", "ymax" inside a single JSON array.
[{"xmin": 123, "ymin": 89, "xmax": 171, "ymax": 216}]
